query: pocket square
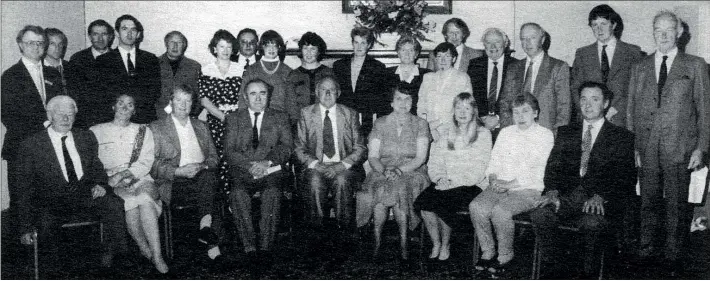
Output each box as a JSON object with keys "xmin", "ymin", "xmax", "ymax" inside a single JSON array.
[{"xmin": 44, "ymin": 79, "xmax": 54, "ymax": 86}]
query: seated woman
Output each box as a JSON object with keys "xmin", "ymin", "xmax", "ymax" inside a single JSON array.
[
  {"xmin": 468, "ymin": 93, "xmax": 554, "ymax": 276},
  {"xmin": 414, "ymin": 93, "xmax": 492, "ymax": 261},
  {"xmin": 90, "ymin": 94, "xmax": 168, "ymax": 274},
  {"xmin": 355, "ymin": 85, "xmax": 431, "ymax": 260}
]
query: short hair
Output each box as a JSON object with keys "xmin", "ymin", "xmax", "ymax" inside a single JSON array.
[
  {"xmin": 389, "ymin": 83, "xmax": 416, "ymax": 103},
  {"xmin": 315, "ymin": 75, "xmax": 340, "ymax": 92},
  {"xmin": 350, "ymin": 27, "xmax": 375, "ymax": 47},
  {"xmin": 480, "ymin": 27, "xmax": 510, "ymax": 50},
  {"xmin": 113, "ymin": 92, "xmax": 136, "ymax": 107},
  {"xmin": 432, "ymin": 42, "xmax": 458, "ymax": 59},
  {"xmin": 395, "ymin": 36, "xmax": 422, "ymax": 54},
  {"xmin": 258, "ymin": 30, "xmax": 286, "ymax": 61},
  {"xmin": 298, "ymin": 31, "xmax": 327, "ymax": 61},
  {"xmin": 442, "ymin": 18, "xmax": 471, "ymax": 44},
  {"xmin": 88, "ymin": 19, "xmax": 114, "ymax": 36},
  {"xmin": 450, "ymin": 92, "xmax": 481, "ymax": 148},
  {"xmin": 236, "ymin": 28, "xmax": 259, "ymax": 44},
  {"xmin": 588, "ymin": 4, "xmax": 624, "ymax": 39},
  {"xmin": 653, "ymin": 10, "xmax": 683, "ymax": 33},
  {"xmin": 208, "ymin": 29, "xmax": 236, "ymax": 57},
  {"xmin": 45, "ymin": 28, "xmax": 68, "ymax": 57},
  {"xmin": 578, "ymin": 81, "xmax": 614, "ymax": 104},
  {"xmin": 243, "ymin": 78, "xmax": 274, "ymax": 100},
  {"xmin": 511, "ymin": 93, "xmax": 540, "ymax": 116},
  {"xmin": 46, "ymin": 95, "xmax": 78, "ymax": 113},
  {"xmin": 16, "ymin": 25, "xmax": 46, "ymax": 45},
  {"xmin": 520, "ymin": 22, "xmax": 547, "ymax": 48},
  {"xmin": 114, "ymin": 14, "xmax": 144, "ymax": 44},
  {"xmin": 164, "ymin": 30, "xmax": 188, "ymax": 51},
  {"xmin": 171, "ymin": 83, "xmax": 195, "ymax": 99}
]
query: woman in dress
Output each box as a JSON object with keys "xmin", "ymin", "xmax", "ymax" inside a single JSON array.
[
  {"xmin": 356, "ymin": 85, "xmax": 431, "ymax": 260},
  {"xmin": 417, "ymin": 42, "xmax": 472, "ymax": 141},
  {"xmin": 386, "ymin": 36, "xmax": 430, "ymax": 115},
  {"xmin": 287, "ymin": 31, "xmax": 334, "ymax": 120},
  {"xmin": 90, "ymin": 94, "xmax": 168, "ymax": 274},
  {"xmin": 199, "ymin": 30, "xmax": 242, "ymax": 192},
  {"xmin": 414, "ymin": 93, "xmax": 492, "ymax": 261}
]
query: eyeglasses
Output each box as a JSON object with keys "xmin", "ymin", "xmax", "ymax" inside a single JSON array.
[{"xmin": 23, "ymin": 41, "xmax": 45, "ymax": 47}]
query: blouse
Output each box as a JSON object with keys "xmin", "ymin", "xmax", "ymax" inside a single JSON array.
[
  {"xmin": 428, "ymin": 126, "xmax": 492, "ymax": 189},
  {"xmin": 90, "ymin": 122, "xmax": 155, "ymax": 179},
  {"xmin": 416, "ymin": 68, "xmax": 473, "ymax": 129}
]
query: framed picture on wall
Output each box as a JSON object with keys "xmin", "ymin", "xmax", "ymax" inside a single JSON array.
[{"xmin": 342, "ymin": 0, "xmax": 452, "ymax": 14}]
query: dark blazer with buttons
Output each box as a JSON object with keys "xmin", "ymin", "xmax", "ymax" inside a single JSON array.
[
  {"xmin": 155, "ymin": 54, "xmax": 202, "ymax": 120},
  {"xmin": 332, "ymin": 55, "xmax": 390, "ymax": 117},
  {"xmin": 66, "ymin": 48, "xmax": 104, "ymax": 128},
  {"xmin": 385, "ymin": 66, "xmax": 430, "ymax": 115},
  {"xmin": 467, "ymin": 54, "xmax": 519, "ymax": 117}
]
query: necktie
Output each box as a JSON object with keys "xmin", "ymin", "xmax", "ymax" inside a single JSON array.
[
  {"xmin": 580, "ymin": 124, "xmax": 593, "ymax": 177},
  {"xmin": 127, "ymin": 53, "xmax": 136, "ymax": 76},
  {"xmin": 61, "ymin": 136, "xmax": 79, "ymax": 185},
  {"xmin": 657, "ymin": 55, "xmax": 668, "ymax": 108},
  {"xmin": 522, "ymin": 60, "xmax": 534, "ymax": 94},
  {"xmin": 323, "ymin": 110, "xmax": 335, "ymax": 158},
  {"xmin": 252, "ymin": 112, "xmax": 260, "ymax": 149},
  {"xmin": 488, "ymin": 62, "xmax": 499, "ymax": 114},
  {"xmin": 245, "ymin": 58, "xmax": 250, "ymax": 71},
  {"xmin": 601, "ymin": 45, "xmax": 610, "ymax": 84},
  {"xmin": 34, "ymin": 64, "xmax": 46, "ymax": 106}
]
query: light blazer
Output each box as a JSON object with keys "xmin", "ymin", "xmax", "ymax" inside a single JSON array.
[
  {"xmin": 626, "ymin": 52, "xmax": 710, "ymax": 164},
  {"xmin": 571, "ymin": 41, "xmax": 643, "ymax": 126},
  {"xmin": 294, "ymin": 104, "xmax": 366, "ymax": 170},
  {"xmin": 466, "ymin": 55, "xmax": 519, "ymax": 117},
  {"xmin": 500, "ymin": 53, "xmax": 571, "ymax": 132},
  {"xmin": 149, "ymin": 116, "xmax": 219, "ymax": 204},
  {"xmin": 224, "ymin": 108, "xmax": 293, "ymax": 176},
  {"xmin": 427, "ymin": 45, "xmax": 484, "ymax": 72},
  {"xmin": 156, "ymin": 54, "xmax": 202, "ymax": 120}
]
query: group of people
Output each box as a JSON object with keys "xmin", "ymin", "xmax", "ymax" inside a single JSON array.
[{"xmin": 1, "ymin": 3, "xmax": 708, "ymax": 279}]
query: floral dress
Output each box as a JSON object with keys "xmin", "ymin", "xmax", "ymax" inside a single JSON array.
[{"xmin": 198, "ymin": 62, "xmax": 243, "ymax": 191}]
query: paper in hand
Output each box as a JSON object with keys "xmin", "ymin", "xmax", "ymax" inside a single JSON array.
[{"xmin": 688, "ymin": 166, "xmax": 708, "ymax": 204}]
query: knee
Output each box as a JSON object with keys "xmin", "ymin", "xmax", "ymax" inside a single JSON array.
[
  {"xmin": 530, "ymin": 207, "xmax": 555, "ymax": 226},
  {"xmin": 491, "ymin": 205, "xmax": 512, "ymax": 223},
  {"xmin": 469, "ymin": 200, "xmax": 488, "ymax": 219}
]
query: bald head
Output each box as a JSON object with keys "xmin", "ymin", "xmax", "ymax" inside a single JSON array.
[{"xmin": 46, "ymin": 95, "xmax": 77, "ymax": 134}]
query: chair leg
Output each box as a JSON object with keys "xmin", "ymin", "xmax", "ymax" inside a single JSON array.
[
  {"xmin": 99, "ymin": 223, "xmax": 104, "ymax": 243},
  {"xmin": 32, "ymin": 230, "xmax": 39, "ymax": 280},
  {"xmin": 419, "ymin": 224, "xmax": 425, "ymax": 272},
  {"xmin": 165, "ymin": 206, "xmax": 173, "ymax": 259},
  {"xmin": 532, "ymin": 235, "xmax": 540, "ymax": 280},
  {"xmin": 598, "ymin": 247, "xmax": 605, "ymax": 280}
]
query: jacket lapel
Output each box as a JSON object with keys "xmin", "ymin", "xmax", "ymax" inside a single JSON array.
[
  {"xmin": 588, "ymin": 121, "xmax": 611, "ymax": 171},
  {"xmin": 534, "ymin": 54, "xmax": 552, "ymax": 95},
  {"xmin": 18, "ymin": 60, "xmax": 41, "ymax": 99},
  {"xmin": 608, "ymin": 42, "xmax": 623, "ymax": 78},
  {"xmin": 336, "ymin": 105, "xmax": 348, "ymax": 158},
  {"xmin": 165, "ymin": 117, "xmax": 182, "ymax": 155},
  {"xmin": 39, "ymin": 131, "xmax": 68, "ymax": 183},
  {"xmin": 662, "ymin": 52, "xmax": 685, "ymax": 94},
  {"xmin": 310, "ymin": 106, "xmax": 324, "ymax": 160},
  {"xmin": 587, "ymin": 44, "xmax": 603, "ymax": 79}
]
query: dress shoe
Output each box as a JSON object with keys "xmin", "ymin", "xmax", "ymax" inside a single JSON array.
[{"xmin": 198, "ymin": 227, "xmax": 219, "ymax": 246}]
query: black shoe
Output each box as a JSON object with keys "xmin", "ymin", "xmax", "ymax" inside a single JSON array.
[
  {"xmin": 198, "ymin": 227, "xmax": 219, "ymax": 246},
  {"xmin": 487, "ymin": 260, "xmax": 510, "ymax": 279},
  {"xmin": 474, "ymin": 258, "xmax": 495, "ymax": 271},
  {"xmin": 208, "ymin": 255, "xmax": 229, "ymax": 272}
]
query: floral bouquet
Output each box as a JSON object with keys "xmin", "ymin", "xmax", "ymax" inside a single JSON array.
[{"xmin": 353, "ymin": 0, "xmax": 436, "ymax": 46}]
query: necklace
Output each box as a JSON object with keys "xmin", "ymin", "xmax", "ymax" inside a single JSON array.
[{"xmin": 260, "ymin": 60, "xmax": 280, "ymax": 75}]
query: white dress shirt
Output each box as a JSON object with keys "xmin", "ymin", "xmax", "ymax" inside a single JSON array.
[
  {"xmin": 248, "ymin": 108, "xmax": 265, "ymax": 137},
  {"xmin": 47, "ymin": 127, "xmax": 84, "ymax": 181},
  {"xmin": 91, "ymin": 47, "xmax": 108, "ymax": 59},
  {"xmin": 118, "ymin": 46, "xmax": 137, "ymax": 73},
  {"xmin": 21, "ymin": 57, "xmax": 46, "ymax": 106},
  {"xmin": 597, "ymin": 36, "xmax": 617, "ymax": 67},
  {"xmin": 171, "ymin": 115, "xmax": 205, "ymax": 166},
  {"xmin": 580, "ymin": 118, "xmax": 604, "ymax": 176},
  {"xmin": 523, "ymin": 52, "xmax": 545, "ymax": 92},
  {"xmin": 486, "ymin": 56, "xmax": 506, "ymax": 99},
  {"xmin": 655, "ymin": 47, "xmax": 678, "ymax": 82},
  {"xmin": 234, "ymin": 54, "xmax": 256, "ymax": 77},
  {"xmin": 395, "ymin": 64, "xmax": 420, "ymax": 83},
  {"xmin": 307, "ymin": 105, "xmax": 353, "ymax": 170}
]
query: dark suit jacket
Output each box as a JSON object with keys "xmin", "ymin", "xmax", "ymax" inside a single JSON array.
[
  {"xmin": 333, "ymin": 55, "xmax": 390, "ymax": 117},
  {"xmin": 466, "ymin": 55, "xmax": 519, "ymax": 117},
  {"xmin": 1, "ymin": 60, "xmax": 63, "ymax": 160},
  {"xmin": 94, "ymin": 48, "xmax": 161, "ymax": 125},
  {"xmin": 627, "ymin": 52, "xmax": 710, "ymax": 164},
  {"xmin": 543, "ymin": 121, "xmax": 636, "ymax": 215},
  {"xmin": 149, "ymin": 116, "xmax": 219, "ymax": 204},
  {"xmin": 224, "ymin": 108, "xmax": 292, "ymax": 177},
  {"xmin": 385, "ymin": 66, "xmax": 430, "ymax": 115},
  {"xmin": 427, "ymin": 45, "xmax": 484, "ymax": 72},
  {"xmin": 66, "ymin": 48, "xmax": 103, "ymax": 128},
  {"xmin": 571, "ymin": 41, "xmax": 643, "ymax": 126},
  {"xmin": 156, "ymin": 54, "xmax": 202, "ymax": 120},
  {"xmin": 14, "ymin": 129, "xmax": 109, "ymax": 233},
  {"xmin": 230, "ymin": 53, "xmax": 261, "ymax": 64}
]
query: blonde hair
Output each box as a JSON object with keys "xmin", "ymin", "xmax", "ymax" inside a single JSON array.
[{"xmin": 447, "ymin": 93, "xmax": 481, "ymax": 150}]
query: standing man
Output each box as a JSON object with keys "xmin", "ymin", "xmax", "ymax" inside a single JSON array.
[
  {"xmin": 156, "ymin": 31, "xmax": 202, "ymax": 120},
  {"xmin": 95, "ymin": 14, "xmax": 161, "ymax": 125},
  {"xmin": 43, "ymin": 28, "xmax": 69, "ymax": 93},
  {"xmin": 230, "ymin": 28, "xmax": 260, "ymax": 75},
  {"xmin": 427, "ymin": 18, "xmax": 484, "ymax": 72},
  {"xmin": 66, "ymin": 19, "xmax": 115, "ymax": 128},
  {"xmin": 627, "ymin": 10, "xmax": 710, "ymax": 276},
  {"xmin": 294, "ymin": 76, "xmax": 366, "ymax": 229},
  {"xmin": 500, "ymin": 23, "xmax": 571, "ymax": 133},
  {"xmin": 467, "ymin": 27, "xmax": 519, "ymax": 142}
]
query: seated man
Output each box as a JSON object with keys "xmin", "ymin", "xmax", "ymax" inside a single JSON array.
[
  {"xmin": 150, "ymin": 84, "xmax": 223, "ymax": 262},
  {"xmin": 15, "ymin": 95, "xmax": 126, "ymax": 277},
  {"xmin": 294, "ymin": 76, "xmax": 366, "ymax": 228},
  {"xmin": 530, "ymin": 81, "xmax": 636, "ymax": 278},
  {"xmin": 224, "ymin": 79, "xmax": 292, "ymax": 256}
]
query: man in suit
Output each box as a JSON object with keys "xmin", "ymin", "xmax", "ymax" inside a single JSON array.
[
  {"xmin": 627, "ymin": 11, "xmax": 710, "ymax": 275},
  {"xmin": 570, "ymin": 5, "xmax": 643, "ymax": 127},
  {"xmin": 294, "ymin": 76, "xmax": 366, "ymax": 229},
  {"xmin": 1, "ymin": 25, "xmax": 63, "ymax": 205},
  {"xmin": 531, "ymin": 82, "xmax": 636, "ymax": 279},
  {"xmin": 16, "ymin": 96, "xmax": 126, "ymax": 277},
  {"xmin": 43, "ymin": 28, "xmax": 69, "ymax": 93},
  {"xmin": 66, "ymin": 19, "xmax": 115, "ymax": 128},
  {"xmin": 500, "ymin": 22, "xmax": 571, "ymax": 133},
  {"xmin": 427, "ymin": 18, "xmax": 484, "ymax": 72},
  {"xmin": 230, "ymin": 28, "xmax": 260, "ymax": 74},
  {"xmin": 467, "ymin": 27, "xmax": 519, "ymax": 142},
  {"xmin": 224, "ymin": 79, "xmax": 292, "ymax": 256},
  {"xmin": 150, "ymin": 84, "xmax": 225, "ymax": 263},
  {"xmin": 333, "ymin": 27, "xmax": 389, "ymax": 137},
  {"xmin": 93, "ymin": 14, "xmax": 161, "ymax": 126},
  {"xmin": 156, "ymin": 31, "xmax": 202, "ymax": 120}
]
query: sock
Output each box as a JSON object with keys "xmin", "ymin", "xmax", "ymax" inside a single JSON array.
[
  {"xmin": 200, "ymin": 214, "xmax": 212, "ymax": 229},
  {"xmin": 207, "ymin": 246, "xmax": 221, "ymax": 260}
]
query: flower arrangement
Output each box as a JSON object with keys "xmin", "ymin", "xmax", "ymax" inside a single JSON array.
[{"xmin": 353, "ymin": 0, "xmax": 436, "ymax": 46}]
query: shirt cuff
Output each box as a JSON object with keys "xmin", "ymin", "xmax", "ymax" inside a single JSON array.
[
  {"xmin": 308, "ymin": 160, "xmax": 318, "ymax": 169},
  {"xmin": 342, "ymin": 162, "xmax": 352, "ymax": 170}
]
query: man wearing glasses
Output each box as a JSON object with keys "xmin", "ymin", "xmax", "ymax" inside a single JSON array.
[
  {"xmin": 230, "ymin": 28, "xmax": 260, "ymax": 76},
  {"xmin": 1, "ymin": 25, "xmax": 64, "ymax": 206}
]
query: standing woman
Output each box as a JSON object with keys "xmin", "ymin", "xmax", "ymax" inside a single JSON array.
[
  {"xmin": 417, "ymin": 42, "xmax": 472, "ymax": 140},
  {"xmin": 414, "ymin": 93, "xmax": 491, "ymax": 261},
  {"xmin": 288, "ymin": 31, "xmax": 334, "ymax": 119},
  {"xmin": 386, "ymin": 36, "xmax": 430, "ymax": 115},
  {"xmin": 199, "ymin": 29, "xmax": 242, "ymax": 192},
  {"xmin": 356, "ymin": 85, "xmax": 431, "ymax": 260}
]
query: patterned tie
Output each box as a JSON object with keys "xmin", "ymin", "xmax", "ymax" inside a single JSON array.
[
  {"xmin": 657, "ymin": 55, "xmax": 668, "ymax": 108},
  {"xmin": 488, "ymin": 62, "xmax": 499, "ymax": 114},
  {"xmin": 601, "ymin": 45, "xmax": 610, "ymax": 84},
  {"xmin": 522, "ymin": 60, "xmax": 534, "ymax": 93},
  {"xmin": 252, "ymin": 112, "xmax": 260, "ymax": 149},
  {"xmin": 245, "ymin": 58, "xmax": 250, "ymax": 71},
  {"xmin": 61, "ymin": 136, "xmax": 79, "ymax": 185},
  {"xmin": 323, "ymin": 110, "xmax": 335, "ymax": 158},
  {"xmin": 580, "ymin": 124, "xmax": 593, "ymax": 177},
  {"xmin": 127, "ymin": 53, "xmax": 136, "ymax": 76}
]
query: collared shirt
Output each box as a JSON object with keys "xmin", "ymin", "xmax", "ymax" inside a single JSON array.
[
  {"xmin": 655, "ymin": 47, "xmax": 678, "ymax": 82},
  {"xmin": 523, "ymin": 52, "xmax": 545, "ymax": 92},
  {"xmin": 580, "ymin": 118, "xmax": 605, "ymax": 176},
  {"xmin": 43, "ymin": 58, "xmax": 63, "ymax": 69},
  {"xmin": 47, "ymin": 127, "xmax": 84, "ymax": 181},
  {"xmin": 118, "ymin": 46, "xmax": 137, "ymax": 73},
  {"xmin": 486, "ymin": 56, "xmax": 506, "ymax": 99},
  {"xmin": 454, "ymin": 44, "xmax": 465, "ymax": 70},
  {"xmin": 307, "ymin": 105, "xmax": 353, "ymax": 170},
  {"xmin": 234, "ymin": 54, "xmax": 256, "ymax": 77},
  {"xmin": 91, "ymin": 47, "xmax": 108, "ymax": 59},
  {"xmin": 21, "ymin": 57, "xmax": 46, "ymax": 106},
  {"xmin": 395, "ymin": 64, "xmax": 420, "ymax": 83},
  {"xmin": 248, "ymin": 108, "xmax": 265, "ymax": 137},
  {"xmin": 597, "ymin": 36, "xmax": 617, "ymax": 67},
  {"xmin": 171, "ymin": 114, "xmax": 205, "ymax": 166}
]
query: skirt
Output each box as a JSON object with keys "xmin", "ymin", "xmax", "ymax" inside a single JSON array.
[{"xmin": 414, "ymin": 184, "xmax": 482, "ymax": 227}]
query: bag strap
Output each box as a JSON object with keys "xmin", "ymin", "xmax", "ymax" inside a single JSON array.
[{"xmin": 128, "ymin": 125, "xmax": 148, "ymax": 166}]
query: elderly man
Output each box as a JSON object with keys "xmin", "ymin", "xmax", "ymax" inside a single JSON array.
[
  {"xmin": 427, "ymin": 18, "xmax": 484, "ymax": 72},
  {"xmin": 156, "ymin": 31, "xmax": 202, "ymax": 120},
  {"xmin": 224, "ymin": 79, "xmax": 292, "ymax": 256},
  {"xmin": 466, "ymin": 28, "xmax": 519, "ymax": 142},
  {"xmin": 500, "ymin": 23, "xmax": 571, "ymax": 133},
  {"xmin": 295, "ymin": 76, "xmax": 366, "ymax": 229},
  {"xmin": 43, "ymin": 28, "xmax": 69, "ymax": 92},
  {"xmin": 627, "ymin": 11, "xmax": 710, "ymax": 276},
  {"xmin": 15, "ymin": 95, "xmax": 127, "ymax": 277},
  {"xmin": 150, "ymin": 84, "xmax": 224, "ymax": 263},
  {"xmin": 230, "ymin": 28, "xmax": 260, "ymax": 74}
]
